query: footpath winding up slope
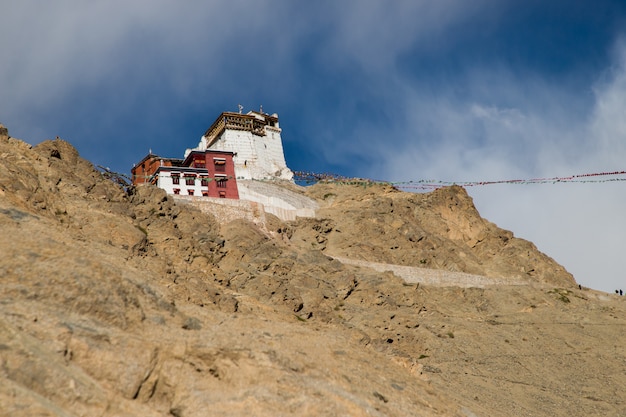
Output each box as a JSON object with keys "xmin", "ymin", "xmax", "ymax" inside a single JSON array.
[
  {"xmin": 330, "ymin": 256, "xmax": 530, "ymax": 287},
  {"xmin": 1, "ymin": 128, "xmax": 625, "ymax": 416}
]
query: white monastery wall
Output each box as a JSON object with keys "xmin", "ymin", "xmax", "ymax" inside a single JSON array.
[
  {"xmin": 156, "ymin": 172, "xmax": 176, "ymax": 194},
  {"xmin": 212, "ymin": 129, "xmax": 292, "ymax": 180},
  {"xmin": 252, "ymin": 126, "xmax": 292, "ymax": 180},
  {"xmin": 188, "ymin": 122, "xmax": 293, "ymax": 181},
  {"xmin": 177, "ymin": 110, "xmax": 303, "ymax": 220},
  {"xmin": 173, "ymin": 181, "xmax": 317, "ymax": 222},
  {"xmin": 237, "ymin": 180, "xmax": 318, "ymax": 219},
  {"xmin": 219, "ymin": 130, "xmax": 258, "ymax": 178},
  {"xmin": 156, "ymin": 171, "xmax": 206, "ymax": 197}
]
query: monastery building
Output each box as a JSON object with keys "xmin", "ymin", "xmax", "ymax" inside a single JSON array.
[
  {"xmin": 131, "ymin": 108, "xmax": 317, "ymax": 221},
  {"xmin": 187, "ymin": 110, "xmax": 293, "ymax": 181}
]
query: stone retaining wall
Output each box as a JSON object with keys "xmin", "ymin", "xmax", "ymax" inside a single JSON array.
[
  {"xmin": 332, "ymin": 256, "xmax": 531, "ymax": 288},
  {"xmin": 174, "ymin": 196, "xmax": 267, "ymax": 225},
  {"xmin": 174, "ymin": 180, "xmax": 318, "ymax": 223}
]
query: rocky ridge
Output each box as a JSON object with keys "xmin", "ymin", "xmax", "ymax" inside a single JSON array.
[{"xmin": 1, "ymin": 127, "xmax": 625, "ymax": 416}]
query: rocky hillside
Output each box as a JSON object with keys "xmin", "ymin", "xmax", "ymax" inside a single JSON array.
[{"xmin": 1, "ymin": 127, "xmax": 625, "ymax": 416}]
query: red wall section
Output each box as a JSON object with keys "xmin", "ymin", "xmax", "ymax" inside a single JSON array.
[{"xmin": 204, "ymin": 151, "xmax": 239, "ymax": 199}]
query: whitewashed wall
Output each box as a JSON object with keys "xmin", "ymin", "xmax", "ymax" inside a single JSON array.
[
  {"xmin": 156, "ymin": 171, "xmax": 207, "ymax": 197},
  {"xmin": 209, "ymin": 128, "xmax": 292, "ymax": 180},
  {"xmin": 188, "ymin": 122, "xmax": 293, "ymax": 181}
]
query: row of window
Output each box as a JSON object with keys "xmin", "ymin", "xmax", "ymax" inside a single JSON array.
[
  {"xmin": 192, "ymin": 158, "xmax": 227, "ymax": 171},
  {"xmin": 172, "ymin": 188, "xmax": 227, "ymax": 198},
  {"xmin": 171, "ymin": 176, "xmax": 229, "ymax": 186}
]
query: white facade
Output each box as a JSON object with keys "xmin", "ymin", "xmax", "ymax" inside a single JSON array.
[
  {"xmin": 187, "ymin": 111, "xmax": 294, "ymax": 181},
  {"xmin": 155, "ymin": 169, "xmax": 212, "ymax": 197},
  {"xmin": 176, "ymin": 180, "xmax": 318, "ymax": 223}
]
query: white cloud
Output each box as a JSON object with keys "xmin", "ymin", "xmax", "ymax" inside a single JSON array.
[
  {"xmin": 317, "ymin": 1, "xmax": 494, "ymax": 72},
  {"xmin": 0, "ymin": 1, "xmax": 287, "ymax": 109},
  {"xmin": 374, "ymin": 40, "xmax": 626, "ymax": 292},
  {"xmin": 2, "ymin": 1, "xmax": 625, "ymax": 292},
  {"xmin": 0, "ymin": 1, "xmax": 495, "ymax": 130},
  {"xmin": 589, "ymin": 39, "xmax": 626, "ymax": 169}
]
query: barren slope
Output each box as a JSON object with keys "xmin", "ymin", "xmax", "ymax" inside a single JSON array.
[
  {"xmin": 1, "ymin": 129, "xmax": 625, "ymax": 416},
  {"xmin": 297, "ymin": 182, "xmax": 575, "ymax": 287}
]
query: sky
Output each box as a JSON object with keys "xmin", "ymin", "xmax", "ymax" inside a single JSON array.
[{"xmin": 2, "ymin": 0, "xmax": 626, "ymax": 292}]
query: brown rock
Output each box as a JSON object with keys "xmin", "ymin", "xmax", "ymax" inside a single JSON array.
[{"xmin": 1, "ymin": 133, "xmax": 624, "ymax": 417}]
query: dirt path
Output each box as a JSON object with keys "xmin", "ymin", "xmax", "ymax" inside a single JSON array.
[{"xmin": 331, "ymin": 256, "xmax": 531, "ymax": 288}]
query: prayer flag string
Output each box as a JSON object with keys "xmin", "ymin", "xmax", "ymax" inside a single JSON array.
[
  {"xmin": 106, "ymin": 167, "xmax": 626, "ymax": 191},
  {"xmin": 292, "ymin": 170, "xmax": 626, "ymax": 190}
]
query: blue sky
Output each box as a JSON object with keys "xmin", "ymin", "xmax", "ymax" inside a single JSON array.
[{"xmin": 2, "ymin": 1, "xmax": 626, "ymax": 292}]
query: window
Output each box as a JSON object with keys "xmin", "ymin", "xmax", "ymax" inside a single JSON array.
[
  {"xmin": 194, "ymin": 159, "xmax": 205, "ymax": 168},
  {"xmin": 217, "ymin": 179, "xmax": 227, "ymax": 188},
  {"xmin": 173, "ymin": 188, "xmax": 180, "ymax": 195},
  {"xmin": 172, "ymin": 173, "xmax": 180, "ymax": 185},
  {"xmin": 188, "ymin": 189, "xmax": 194, "ymax": 196},
  {"xmin": 184, "ymin": 175, "xmax": 195, "ymax": 186},
  {"xmin": 201, "ymin": 191, "xmax": 209, "ymax": 197},
  {"xmin": 200, "ymin": 177, "xmax": 209, "ymax": 187},
  {"xmin": 214, "ymin": 158, "xmax": 226, "ymax": 172},
  {"xmin": 219, "ymin": 191, "xmax": 226, "ymax": 198}
]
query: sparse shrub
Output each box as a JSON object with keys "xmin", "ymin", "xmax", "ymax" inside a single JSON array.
[{"xmin": 548, "ymin": 289, "xmax": 571, "ymax": 303}]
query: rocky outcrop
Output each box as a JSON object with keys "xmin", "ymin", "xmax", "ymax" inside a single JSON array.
[
  {"xmin": 295, "ymin": 182, "xmax": 575, "ymax": 287},
  {"xmin": 1, "ymin": 129, "xmax": 624, "ymax": 417}
]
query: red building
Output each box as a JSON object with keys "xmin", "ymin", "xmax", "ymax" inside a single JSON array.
[
  {"xmin": 131, "ymin": 150, "xmax": 239, "ymax": 199},
  {"xmin": 131, "ymin": 154, "xmax": 183, "ymax": 185},
  {"xmin": 181, "ymin": 150, "xmax": 239, "ymax": 199}
]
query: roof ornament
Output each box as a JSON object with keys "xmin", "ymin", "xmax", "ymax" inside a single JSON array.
[
  {"xmin": 260, "ymin": 104, "xmax": 263, "ymax": 114},
  {"xmin": 238, "ymin": 104, "xmax": 243, "ymax": 114}
]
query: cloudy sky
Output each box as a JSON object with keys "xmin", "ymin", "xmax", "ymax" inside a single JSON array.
[{"xmin": 2, "ymin": 1, "xmax": 626, "ymax": 292}]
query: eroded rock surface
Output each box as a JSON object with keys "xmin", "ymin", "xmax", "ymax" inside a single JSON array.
[{"xmin": 1, "ymin": 132, "xmax": 624, "ymax": 417}]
